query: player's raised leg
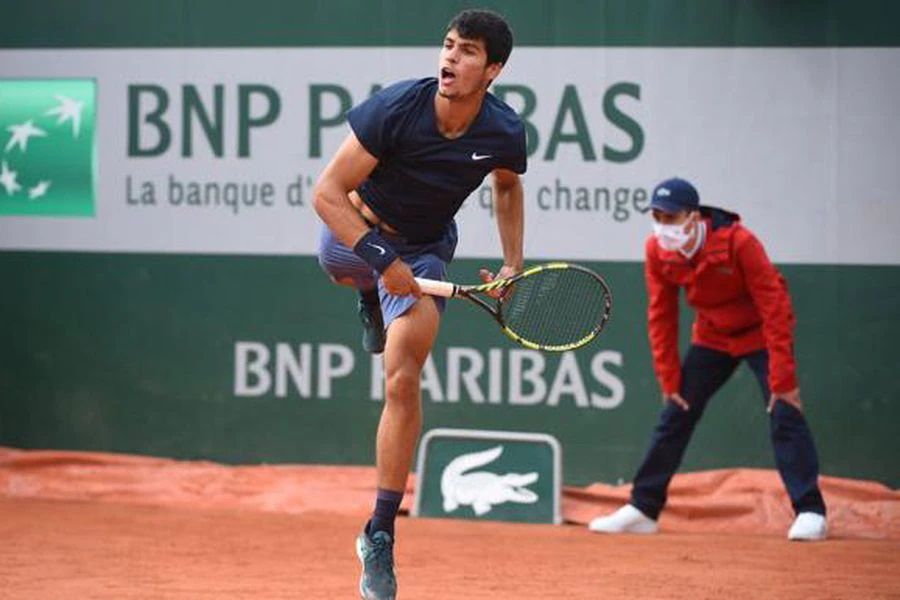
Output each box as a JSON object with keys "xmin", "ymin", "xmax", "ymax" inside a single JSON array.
[{"xmin": 317, "ymin": 225, "xmax": 386, "ymax": 354}]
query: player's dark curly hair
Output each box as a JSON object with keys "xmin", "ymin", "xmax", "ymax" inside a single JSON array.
[{"xmin": 447, "ymin": 9, "xmax": 514, "ymax": 66}]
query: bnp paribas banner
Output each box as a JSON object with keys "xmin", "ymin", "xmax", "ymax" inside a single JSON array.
[
  {"xmin": 2, "ymin": 48, "xmax": 899, "ymax": 487},
  {"xmin": 1, "ymin": 48, "xmax": 899, "ymax": 265}
]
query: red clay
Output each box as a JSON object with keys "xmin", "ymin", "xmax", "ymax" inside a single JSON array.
[
  {"xmin": 1, "ymin": 448, "xmax": 898, "ymax": 598},
  {"xmin": 1, "ymin": 498, "xmax": 898, "ymax": 599},
  {"xmin": 2, "ymin": 448, "xmax": 896, "ymax": 539}
]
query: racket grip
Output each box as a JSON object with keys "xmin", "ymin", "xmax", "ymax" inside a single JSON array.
[{"xmin": 415, "ymin": 277, "xmax": 457, "ymax": 298}]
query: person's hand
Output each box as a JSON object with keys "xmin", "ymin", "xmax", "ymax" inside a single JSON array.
[
  {"xmin": 768, "ymin": 387, "xmax": 802, "ymax": 413},
  {"xmin": 663, "ymin": 392, "xmax": 690, "ymax": 411},
  {"xmin": 380, "ymin": 259, "xmax": 421, "ymax": 298},
  {"xmin": 479, "ymin": 264, "xmax": 519, "ymax": 299}
]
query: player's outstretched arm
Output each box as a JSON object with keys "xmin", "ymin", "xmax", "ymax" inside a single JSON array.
[{"xmin": 491, "ymin": 167, "xmax": 524, "ymax": 278}]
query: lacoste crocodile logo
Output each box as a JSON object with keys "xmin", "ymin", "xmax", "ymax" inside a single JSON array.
[{"xmin": 440, "ymin": 445, "xmax": 539, "ymax": 516}]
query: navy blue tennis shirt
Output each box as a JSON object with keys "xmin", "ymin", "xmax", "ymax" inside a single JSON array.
[{"xmin": 348, "ymin": 77, "xmax": 527, "ymax": 243}]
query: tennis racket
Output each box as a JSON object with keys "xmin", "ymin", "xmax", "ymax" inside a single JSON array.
[{"xmin": 415, "ymin": 262, "xmax": 612, "ymax": 352}]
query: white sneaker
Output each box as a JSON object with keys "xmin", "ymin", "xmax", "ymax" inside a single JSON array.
[
  {"xmin": 588, "ymin": 504, "xmax": 658, "ymax": 534},
  {"xmin": 787, "ymin": 512, "xmax": 827, "ymax": 541}
]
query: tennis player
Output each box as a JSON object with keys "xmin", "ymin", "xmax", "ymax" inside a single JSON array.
[
  {"xmin": 313, "ymin": 9, "xmax": 526, "ymax": 599},
  {"xmin": 588, "ymin": 178, "xmax": 828, "ymax": 541}
]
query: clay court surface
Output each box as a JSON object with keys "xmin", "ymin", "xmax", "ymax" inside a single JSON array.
[{"xmin": 1, "ymin": 449, "xmax": 898, "ymax": 599}]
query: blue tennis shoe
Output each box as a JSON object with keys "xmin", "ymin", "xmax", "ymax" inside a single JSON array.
[
  {"xmin": 356, "ymin": 528, "xmax": 397, "ymax": 600},
  {"xmin": 358, "ymin": 298, "xmax": 386, "ymax": 354}
]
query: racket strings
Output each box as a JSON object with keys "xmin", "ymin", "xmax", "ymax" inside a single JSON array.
[{"xmin": 501, "ymin": 268, "xmax": 610, "ymax": 347}]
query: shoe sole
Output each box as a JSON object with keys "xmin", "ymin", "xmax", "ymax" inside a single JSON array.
[
  {"xmin": 356, "ymin": 536, "xmax": 370, "ymax": 599},
  {"xmin": 588, "ymin": 521, "xmax": 658, "ymax": 534},
  {"xmin": 788, "ymin": 531, "xmax": 827, "ymax": 541}
]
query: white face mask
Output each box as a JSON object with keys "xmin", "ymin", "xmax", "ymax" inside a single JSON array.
[{"xmin": 652, "ymin": 221, "xmax": 692, "ymax": 251}]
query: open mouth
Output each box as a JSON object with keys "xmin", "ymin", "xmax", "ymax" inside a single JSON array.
[{"xmin": 440, "ymin": 67, "xmax": 456, "ymax": 85}]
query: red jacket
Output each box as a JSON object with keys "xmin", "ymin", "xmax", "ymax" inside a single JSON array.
[{"xmin": 645, "ymin": 208, "xmax": 798, "ymax": 395}]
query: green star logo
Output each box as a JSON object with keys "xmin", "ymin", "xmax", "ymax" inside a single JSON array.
[{"xmin": 0, "ymin": 79, "xmax": 96, "ymax": 217}]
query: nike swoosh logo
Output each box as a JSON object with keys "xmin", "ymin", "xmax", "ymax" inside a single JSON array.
[
  {"xmin": 366, "ymin": 243, "xmax": 386, "ymax": 255},
  {"xmin": 471, "ymin": 152, "xmax": 492, "ymax": 161}
]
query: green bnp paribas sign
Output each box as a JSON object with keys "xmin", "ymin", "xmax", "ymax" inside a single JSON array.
[{"xmin": 0, "ymin": 79, "xmax": 96, "ymax": 217}]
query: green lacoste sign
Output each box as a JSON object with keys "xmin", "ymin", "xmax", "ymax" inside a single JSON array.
[
  {"xmin": 0, "ymin": 79, "xmax": 96, "ymax": 217},
  {"xmin": 413, "ymin": 429, "xmax": 562, "ymax": 524}
]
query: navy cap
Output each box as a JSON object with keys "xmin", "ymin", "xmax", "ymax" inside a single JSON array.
[{"xmin": 650, "ymin": 178, "xmax": 700, "ymax": 213}]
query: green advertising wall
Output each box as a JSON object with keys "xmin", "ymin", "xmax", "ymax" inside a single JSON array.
[
  {"xmin": 2, "ymin": 0, "xmax": 899, "ymax": 488},
  {"xmin": 3, "ymin": 0, "xmax": 898, "ymax": 48},
  {"xmin": 2, "ymin": 253, "xmax": 898, "ymax": 486}
]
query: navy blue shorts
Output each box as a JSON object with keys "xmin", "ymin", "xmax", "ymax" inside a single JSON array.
[{"xmin": 317, "ymin": 221, "xmax": 458, "ymax": 329}]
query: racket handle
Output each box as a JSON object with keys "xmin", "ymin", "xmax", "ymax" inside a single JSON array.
[{"xmin": 415, "ymin": 277, "xmax": 457, "ymax": 298}]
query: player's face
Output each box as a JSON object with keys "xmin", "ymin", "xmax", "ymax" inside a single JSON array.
[{"xmin": 438, "ymin": 29, "xmax": 502, "ymax": 99}]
